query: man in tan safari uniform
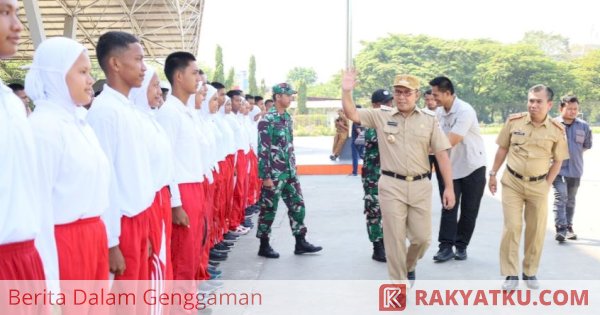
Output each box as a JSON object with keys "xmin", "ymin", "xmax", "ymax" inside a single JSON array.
[
  {"xmin": 489, "ymin": 84, "xmax": 569, "ymax": 290},
  {"xmin": 341, "ymin": 69, "xmax": 456, "ymax": 282}
]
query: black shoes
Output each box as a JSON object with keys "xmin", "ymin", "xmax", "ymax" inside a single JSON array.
[
  {"xmin": 555, "ymin": 229, "xmax": 566, "ymax": 242},
  {"xmin": 522, "ymin": 274, "xmax": 540, "ymax": 289},
  {"xmin": 433, "ymin": 247, "xmax": 455, "ymax": 262},
  {"xmin": 502, "ymin": 276, "xmax": 519, "ymax": 291},
  {"xmin": 294, "ymin": 235, "xmax": 323, "ymax": 255},
  {"xmin": 566, "ymin": 226, "xmax": 578, "ymax": 240},
  {"xmin": 209, "ymin": 250, "xmax": 227, "ymax": 261},
  {"xmin": 454, "ymin": 248, "xmax": 467, "ymax": 260},
  {"xmin": 407, "ymin": 270, "xmax": 416, "ymax": 287},
  {"xmin": 372, "ymin": 240, "xmax": 386, "ymax": 262},
  {"xmin": 258, "ymin": 239, "xmax": 280, "ymax": 259}
]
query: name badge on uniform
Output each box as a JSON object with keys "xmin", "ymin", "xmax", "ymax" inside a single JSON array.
[
  {"xmin": 386, "ymin": 121, "xmax": 398, "ymax": 127},
  {"xmin": 513, "ymin": 131, "xmax": 526, "ymax": 136}
]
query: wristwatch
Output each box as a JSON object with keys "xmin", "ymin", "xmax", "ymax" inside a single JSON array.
[{"xmin": 488, "ymin": 170, "xmax": 497, "ymax": 177}]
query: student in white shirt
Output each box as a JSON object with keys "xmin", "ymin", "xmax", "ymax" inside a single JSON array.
[
  {"xmin": 86, "ymin": 31, "xmax": 155, "ymax": 281},
  {"xmin": 129, "ymin": 67, "xmax": 175, "ymax": 281},
  {"xmin": 217, "ymin": 96, "xmax": 239, "ymax": 237},
  {"xmin": 0, "ymin": 0, "xmax": 47, "ymax": 284},
  {"xmin": 155, "ymin": 51, "xmax": 205, "ymax": 281},
  {"xmin": 27, "ymin": 37, "xmax": 110, "ymax": 285}
]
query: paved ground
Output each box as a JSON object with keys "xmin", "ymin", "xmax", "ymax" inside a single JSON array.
[{"xmin": 220, "ymin": 135, "xmax": 600, "ymax": 281}]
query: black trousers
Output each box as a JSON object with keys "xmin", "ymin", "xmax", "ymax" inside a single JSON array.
[{"xmin": 433, "ymin": 162, "xmax": 486, "ymax": 250}]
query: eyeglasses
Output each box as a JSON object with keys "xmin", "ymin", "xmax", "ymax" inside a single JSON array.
[{"xmin": 393, "ymin": 89, "xmax": 416, "ymax": 97}]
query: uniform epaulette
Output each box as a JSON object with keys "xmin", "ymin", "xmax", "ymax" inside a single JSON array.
[
  {"xmin": 421, "ymin": 108, "xmax": 435, "ymax": 116},
  {"xmin": 508, "ymin": 112, "xmax": 527, "ymax": 121},
  {"xmin": 551, "ymin": 119, "xmax": 565, "ymax": 131}
]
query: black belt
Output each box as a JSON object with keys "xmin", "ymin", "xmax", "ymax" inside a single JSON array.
[
  {"xmin": 506, "ymin": 165, "xmax": 547, "ymax": 182},
  {"xmin": 381, "ymin": 170, "xmax": 430, "ymax": 182}
]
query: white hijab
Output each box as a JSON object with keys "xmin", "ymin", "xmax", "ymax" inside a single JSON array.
[
  {"xmin": 25, "ymin": 37, "xmax": 88, "ymax": 121},
  {"xmin": 215, "ymin": 96, "xmax": 236, "ymax": 156},
  {"xmin": 221, "ymin": 96, "xmax": 244, "ymax": 152},
  {"xmin": 186, "ymin": 87, "xmax": 217, "ymax": 181},
  {"xmin": 129, "ymin": 66, "xmax": 157, "ymax": 115}
]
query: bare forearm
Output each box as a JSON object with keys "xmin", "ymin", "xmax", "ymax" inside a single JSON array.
[
  {"xmin": 434, "ymin": 150, "xmax": 454, "ymax": 189},
  {"xmin": 546, "ymin": 160, "xmax": 563, "ymax": 183},
  {"xmin": 342, "ymin": 90, "xmax": 360, "ymax": 123},
  {"xmin": 491, "ymin": 147, "xmax": 508, "ymax": 173}
]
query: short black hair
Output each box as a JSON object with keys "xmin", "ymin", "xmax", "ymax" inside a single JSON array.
[
  {"xmin": 211, "ymin": 82, "xmax": 225, "ymax": 90},
  {"xmin": 429, "ymin": 76, "xmax": 454, "ymax": 95},
  {"xmin": 96, "ymin": 31, "xmax": 139, "ymax": 73},
  {"xmin": 7, "ymin": 83, "xmax": 24, "ymax": 92},
  {"xmin": 255, "ymin": 96, "xmax": 264, "ymax": 102},
  {"xmin": 424, "ymin": 89, "xmax": 433, "ymax": 96},
  {"xmin": 164, "ymin": 51, "xmax": 196, "ymax": 85},
  {"xmin": 226, "ymin": 90, "xmax": 242, "ymax": 98},
  {"xmin": 560, "ymin": 95, "xmax": 579, "ymax": 108},
  {"xmin": 265, "ymin": 99, "xmax": 274, "ymax": 105},
  {"xmin": 245, "ymin": 94, "xmax": 254, "ymax": 100},
  {"xmin": 529, "ymin": 84, "xmax": 554, "ymax": 101}
]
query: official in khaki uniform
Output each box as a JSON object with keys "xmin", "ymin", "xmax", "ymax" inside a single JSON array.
[
  {"xmin": 341, "ymin": 69, "xmax": 456, "ymax": 281},
  {"xmin": 489, "ymin": 84, "xmax": 569, "ymax": 290}
]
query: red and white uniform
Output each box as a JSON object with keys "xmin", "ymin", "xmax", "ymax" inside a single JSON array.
[
  {"xmin": 156, "ymin": 94, "xmax": 205, "ymax": 280},
  {"xmin": 87, "ymin": 84, "xmax": 156, "ymax": 280},
  {"xmin": 130, "ymin": 68, "xmax": 175, "ymax": 282},
  {"xmin": 0, "ymin": 79, "xmax": 47, "ymax": 281}
]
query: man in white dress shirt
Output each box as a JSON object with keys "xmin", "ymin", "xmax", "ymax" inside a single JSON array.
[
  {"xmin": 156, "ymin": 51, "xmax": 206, "ymax": 281},
  {"xmin": 87, "ymin": 31, "xmax": 155, "ymax": 281},
  {"xmin": 0, "ymin": 0, "xmax": 48, "ymax": 285}
]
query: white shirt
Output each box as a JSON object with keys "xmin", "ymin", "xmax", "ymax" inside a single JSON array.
[
  {"xmin": 436, "ymin": 97, "xmax": 487, "ymax": 179},
  {"xmin": 156, "ymin": 95, "xmax": 205, "ymax": 207},
  {"xmin": 0, "ymin": 81, "xmax": 42, "ymax": 245},
  {"xmin": 215, "ymin": 114, "xmax": 236, "ymax": 157},
  {"xmin": 29, "ymin": 101, "xmax": 110, "ymax": 224},
  {"xmin": 139, "ymin": 110, "xmax": 175, "ymax": 192},
  {"xmin": 28, "ymin": 99, "xmax": 110, "ymax": 283},
  {"xmin": 87, "ymin": 85, "xmax": 156, "ymax": 247}
]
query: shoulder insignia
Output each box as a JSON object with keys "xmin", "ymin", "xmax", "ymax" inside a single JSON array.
[
  {"xmin": 508, "ymin": 112, "xmax": 527, "ymax": 121},
  {"xmin": 422, "ymin": 109, "xmax": 435, "ymax": 116},
  {"xmin": 551, "ymin": 119, "xmax": 565, "ymax": 131}
]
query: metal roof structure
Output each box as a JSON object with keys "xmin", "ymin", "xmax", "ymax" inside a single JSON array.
[{"xmin": 16, "ymin": 0, "xmax": 205, "ymax": 61}]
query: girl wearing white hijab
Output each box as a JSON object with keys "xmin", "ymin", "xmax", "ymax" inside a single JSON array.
[
  {"xmin": 217, "ymin": 97, "xmax": 238, "ymax": 236},
  {"xmin": 186, "ymin": 86, "xmax": 216, "ymax": 280},
  {"xmin": 213, "ymin": 95, "xmax": 235, "ymax": 241},
  {"xmin": 129, "ymin": 67, "xmax": 175, "ymax": 282},
  {"xmin": 26, "ymin": 37, "xmax": 110, "ymax": 283}
]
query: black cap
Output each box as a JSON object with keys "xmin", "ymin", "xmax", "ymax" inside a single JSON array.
[{"xmin": 371, "ymin": 89, "xmax": 393, "ymax": 104}]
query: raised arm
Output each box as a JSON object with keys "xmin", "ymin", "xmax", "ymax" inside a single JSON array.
[{"xmin": 341, "ymin": 69, "xmax": 361, "ymax": 124}]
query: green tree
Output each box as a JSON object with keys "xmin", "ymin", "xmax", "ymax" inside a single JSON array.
[
  {"xmin": 520, "ymin": 31, "xmax": 570, "ymax": 60},
  {"xmin": 213, "ymin": 45, "xmax": 225, "ymax": 83},
  {"xmin": 296, "ymin": 80, "xmax": 308, "ymax": 114},
  {"xmin": 260, "ymin": 78, "xmax": 268, "ymax": 96},
  {"xmin": 287, "ymin": 67, "xmax": 317, "ymax": 85},
  {"xmin": 308, "ymin": 73, "xmax": 342, "ymax": 99},
  {"xmin": 248, "ymin": 55, "xmax": 258, "ymax": 95},
  {"xmin": 225, "ymin": 67, "xmax": 235, "ymax": 90}
]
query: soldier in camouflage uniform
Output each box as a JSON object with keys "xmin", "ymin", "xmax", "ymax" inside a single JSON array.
[
  {"xmin": 255, "ymin": 82, "xmax": 323, "ymax": 259},
  {"xmin": 362, "ymin": 89, "xmax": 394, "ymax": 262}
]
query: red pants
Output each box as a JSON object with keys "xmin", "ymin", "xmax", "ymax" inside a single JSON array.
[
  {"xmin": 171, "ymin": 182, "xmax": 204, "ymax": 280},
  {"xmin": 231, "ymin": 150, "xmax": 248, "ymax": 230},
  {"xmin": 0, "ymin": 240, "xmax": 45, "ymax": 280},
  {"xmin": 197, "ymin": 180, "xmax": 214, "ymax": 280},
  {"xmin": 148, "ymin": 186, "xmax": 173, "ymax": 281},
  {"xmin": 0, "ymin": 241, "xmax": 49, "ymax": 315},
  {"xmin": 246, "ymin": 150, "xmax": 260, "ymax": 206},
  {"xmin": 114, "ymin": 209, "xmax": 150, "ymax": 281},
  {"xmin": 224, "ymin": 155, "xmax": 235, "ymax": 233},
  {"xmin": 55, "ymin": 217, "xmax": 108, "ymax": 280}
]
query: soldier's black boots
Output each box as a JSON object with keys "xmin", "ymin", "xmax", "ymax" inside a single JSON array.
[
  {"xmin": 372, "ymin": 240, "xmax": 386, "ymax": 262},
  {"xmin": 294, "ymin": 235, "xmax": 323, "ymax": 255},
  {"xmin": 258, "ymin": 238, "xmax": 280, "ymax": 259}
]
